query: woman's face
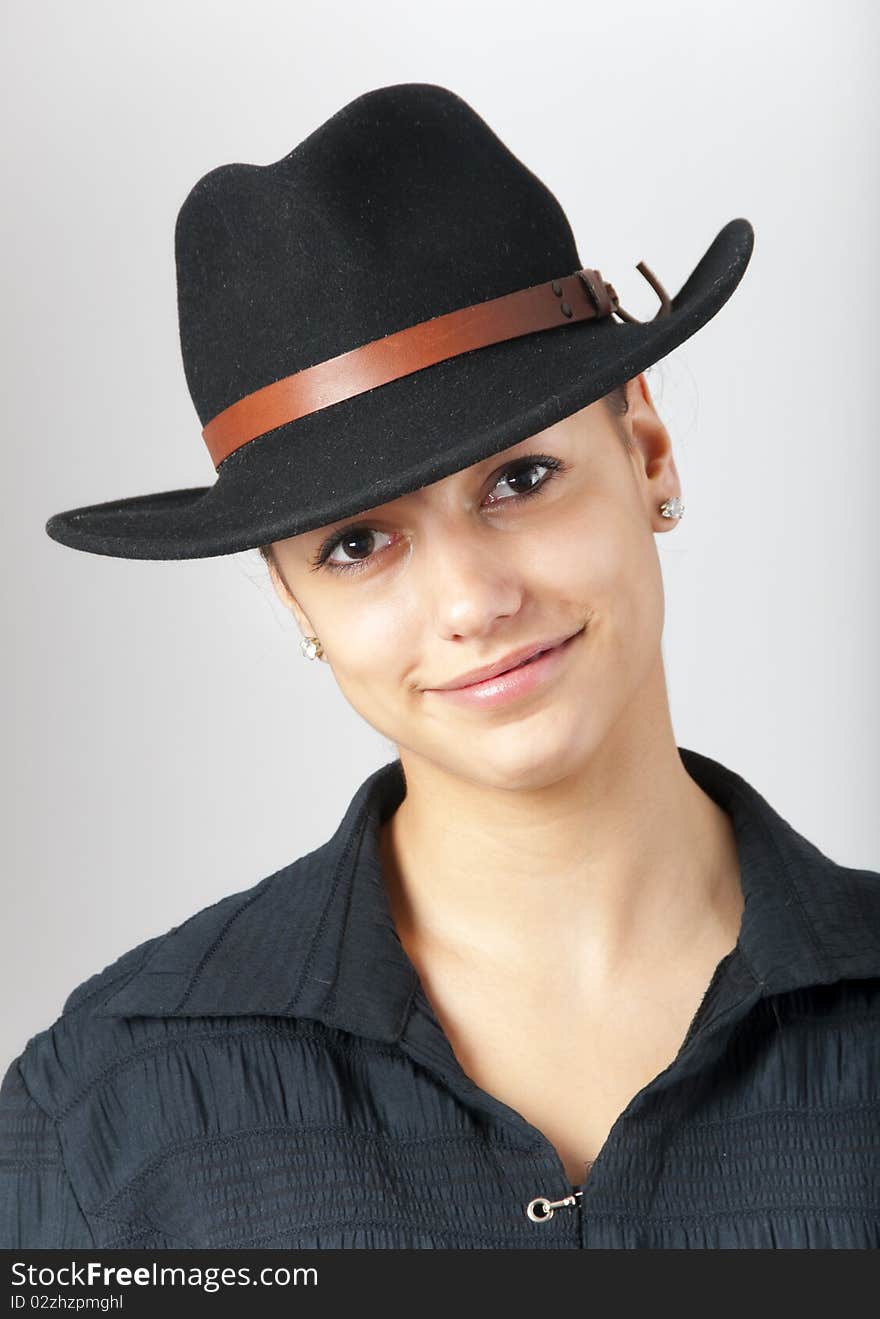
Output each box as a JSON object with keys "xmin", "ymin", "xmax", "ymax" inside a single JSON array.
[{"xmin": 267, "ymin": 373, "xmax": 682, "ymax": 789}]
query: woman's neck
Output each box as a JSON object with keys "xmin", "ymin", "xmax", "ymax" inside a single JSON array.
[{"xmin": 379, "ymin": 686, "xmax": 744, "ymax": 990}]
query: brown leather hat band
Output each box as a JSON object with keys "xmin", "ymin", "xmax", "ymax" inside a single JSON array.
[{"xmin": 201, "ymin": 266, "xmax": 627, "ymax": 468}]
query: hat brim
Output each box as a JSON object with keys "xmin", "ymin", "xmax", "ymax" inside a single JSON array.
[{"xmin": 45, "ymin": 218, "xmax": 754, "ymax": 561}]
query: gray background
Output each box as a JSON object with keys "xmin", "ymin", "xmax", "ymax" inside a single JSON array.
[{"xmin": 3, "ymin": 0, "xmax": 878, "ymax": 1066}]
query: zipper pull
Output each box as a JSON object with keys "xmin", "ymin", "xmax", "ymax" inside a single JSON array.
[{"xmin": 525, "ymin": 1189, "xmax": 584, "ymax": 1222}]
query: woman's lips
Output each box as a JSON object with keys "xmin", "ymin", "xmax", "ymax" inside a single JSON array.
[{"xmin": 425, "ymin": 626, "xmax": 585, "ymax": 709}]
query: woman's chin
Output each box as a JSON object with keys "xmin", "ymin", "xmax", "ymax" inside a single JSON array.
[{"xmin": 451, "ymin": 713, "xmax": 595, "ymax": 792}]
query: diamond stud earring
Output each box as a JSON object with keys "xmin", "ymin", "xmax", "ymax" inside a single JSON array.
[
  {"xmin": 300, "ymin": 635, "xmax": 324, "ymax": 660},
  {"xmin": 659, "ymin": 497, "xmax": 685, "ymax": 519}
]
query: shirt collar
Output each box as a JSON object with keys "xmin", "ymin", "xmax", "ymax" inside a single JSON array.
[{"xmin": 94, "ymin": 746, "xmax": 880, "ymax": 1039}]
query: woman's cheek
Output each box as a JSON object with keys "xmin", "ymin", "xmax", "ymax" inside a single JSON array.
[{"xmin": 329, "ymin": 602, "xmax": 412, "ymax": 695}]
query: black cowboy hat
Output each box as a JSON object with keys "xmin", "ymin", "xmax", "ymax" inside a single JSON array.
[{"xmin": 44, "ymin": 81, "xmax": 754, "ymax": 561}]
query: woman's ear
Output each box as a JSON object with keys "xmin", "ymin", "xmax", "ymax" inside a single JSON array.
[{"xmin": 626, "ymin": 373, "xmax": 682, "ymax": 530}]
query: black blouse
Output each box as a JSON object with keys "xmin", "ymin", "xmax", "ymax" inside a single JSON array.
[{"xmin": 2, "ymin": 746, "xmax": 879, "ymax": 1249}]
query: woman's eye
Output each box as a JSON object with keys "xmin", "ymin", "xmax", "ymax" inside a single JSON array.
[
  {"xmin": 325, "ymin": 527, "xmax": 393, "ymax": 568},
  {"xmin": 485, "ymin": 458, "xmax": 557, "ymax": 504}
]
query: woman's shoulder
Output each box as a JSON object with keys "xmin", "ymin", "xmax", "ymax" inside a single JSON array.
[
  {"xmin": 63, "ymin": 857, "xmax": 294, "ymax": 1018},
  {"xmin": 4, "ymin": 847, "xmax": 323, "ymax": 1120}
]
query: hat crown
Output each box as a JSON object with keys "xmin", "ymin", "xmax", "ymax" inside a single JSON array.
[
  {"xmin": 45, "ymin": 78, "xmax": 753, "ymax": 561},
  {"xmin": 174, "ymin": 83, "xmax": 581, "ymax": 428}
]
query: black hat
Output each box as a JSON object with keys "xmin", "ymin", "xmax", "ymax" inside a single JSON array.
[{"xmin": 44, "ymin": 82, "xmax": 754, "ymax": 561}]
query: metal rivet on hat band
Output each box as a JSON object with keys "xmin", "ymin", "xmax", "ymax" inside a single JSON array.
[{"xmin": 201, "ymin": 261, "xmax": 671, "ymax": 470}]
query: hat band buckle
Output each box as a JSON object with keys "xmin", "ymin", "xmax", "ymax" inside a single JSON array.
[{"xmin": 598, "ymin": 261, "xmax": 672, "ymax": 324}]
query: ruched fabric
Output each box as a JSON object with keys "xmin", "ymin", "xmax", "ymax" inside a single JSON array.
[{"xmin": 2, "ymin": 747, "xmax": 879, "ymax": 1249}]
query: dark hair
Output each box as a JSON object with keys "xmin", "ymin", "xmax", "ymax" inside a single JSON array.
[{"xmin": 257, "ymin": 380, "xmax": 631, "ymax": 570}]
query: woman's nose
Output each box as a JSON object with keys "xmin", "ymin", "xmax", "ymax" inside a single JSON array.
[{"xmin": 422, "ymin": 531, "xmax": 525, "ymax": 640}]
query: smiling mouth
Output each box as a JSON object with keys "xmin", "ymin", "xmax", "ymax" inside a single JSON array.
[{"xmin": 428, "ymin": 627, "xmax": 586, "ymax": 693}]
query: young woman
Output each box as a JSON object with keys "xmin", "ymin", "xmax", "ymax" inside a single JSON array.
[{"xmin": 2, "ymin": 82, "xmax": 878, "ymax": 1250}]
